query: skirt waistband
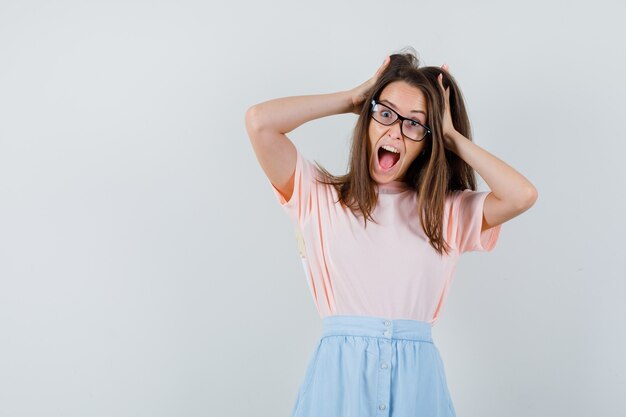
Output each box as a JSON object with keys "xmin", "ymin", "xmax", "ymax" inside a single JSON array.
[{"xmin": 322, "ymin": 315, "xmax": 433, "ymax": 342}]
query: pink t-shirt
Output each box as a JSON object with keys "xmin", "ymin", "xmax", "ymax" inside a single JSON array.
[{"xmin": 269, "ymin": 146, "xmax": 502, "ymax": 325}]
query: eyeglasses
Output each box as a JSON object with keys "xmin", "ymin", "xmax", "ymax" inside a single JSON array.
[{"xmin": 370, "ymin": 99, "xmax": 431, "ymax": 142}]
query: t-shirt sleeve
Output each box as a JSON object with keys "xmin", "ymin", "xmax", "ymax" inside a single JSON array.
[
  {"xmin": 268, "ymin": 146, "xmax": 315, "ymax": 226},
  {"xmin": 448, "ymin": 189, "xmax": 502, "ymax": 254}
]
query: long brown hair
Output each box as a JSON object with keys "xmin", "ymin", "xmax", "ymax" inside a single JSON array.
[{"xmin": 310, "ymin": 47, "xmax": 479, "ymax": 256}]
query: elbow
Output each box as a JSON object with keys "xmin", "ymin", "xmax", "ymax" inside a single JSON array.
[
  {"xmin": 245, "ymin": 104, "xmax": 274, "ymax": 135},
  {"xmin": 527, "ymin": 186, "xmax": 539, "ymax": 205},
  {"xmin": 245, "ymin": 105, "xmax": 263, "ymax": 133},
  {"xmin": 517, "ymin": 186, "xmax": 538, "ymax": 211}
]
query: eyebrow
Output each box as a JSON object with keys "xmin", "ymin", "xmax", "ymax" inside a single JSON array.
[{"xmin": 379, "ymin": 99, "xmax": 426, "ymax": 116}]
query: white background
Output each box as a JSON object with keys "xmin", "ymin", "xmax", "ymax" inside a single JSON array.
[{"xmin": 0, "ymin": 0, "xmax": 624, "ymax": 416}]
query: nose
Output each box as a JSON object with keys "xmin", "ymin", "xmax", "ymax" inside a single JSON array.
[{"xmin": 387, "ymin": 119, "xmax": 403, "ymax": 140}]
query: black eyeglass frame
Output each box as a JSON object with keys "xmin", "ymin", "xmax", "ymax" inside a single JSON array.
[{"xmin": 370, "ymin": 99, "xmax": 432, "ymax": 142}]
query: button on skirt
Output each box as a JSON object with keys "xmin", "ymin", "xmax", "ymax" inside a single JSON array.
[{"xmin": 291, "ymin": 315, "xmax": 457, "ymax": 417}]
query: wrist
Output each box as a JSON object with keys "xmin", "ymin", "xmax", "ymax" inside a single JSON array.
[
  {"xmin": 340, "ymin": 89, "xmax": 358, "ymax": 114},
  {"xmin": 444, "ymin": 129, "xmax": 464, "ymax": 153}
]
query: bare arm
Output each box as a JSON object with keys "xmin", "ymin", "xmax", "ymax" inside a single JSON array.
[
  {"xmin": 435, "ymin": 72, "xmax": 538, "ymax": 232},
  {"xmin": 244, "ymin": 91, "xmax": 354, "ymax": 201},
  {"xmin": 244, "ymin": 56, "xmax": 391, "ymax": 202}
]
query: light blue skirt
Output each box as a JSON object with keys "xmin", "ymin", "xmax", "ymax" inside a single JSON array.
[{"xmin": 291, "ymin": 315, "xmax": 457, "ymax": 417}]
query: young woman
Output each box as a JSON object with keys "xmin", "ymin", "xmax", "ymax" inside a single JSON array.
[{"xmin": 245, "ymin": 49, "xmax": 537, "ymax": 417}]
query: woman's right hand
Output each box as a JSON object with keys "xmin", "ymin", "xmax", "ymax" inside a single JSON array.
[{"xmin": 348, "ymin": 55, "xmax": 390, "ymax": 115}]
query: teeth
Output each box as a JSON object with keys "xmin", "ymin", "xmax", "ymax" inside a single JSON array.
[{"xmin": 381, "ymin": 144, "xmax": 400, "ymax": 154}]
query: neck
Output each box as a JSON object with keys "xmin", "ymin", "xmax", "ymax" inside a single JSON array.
[{"xmin": 376, "ymin": 179, "xmax": 410, "ymax": 193}]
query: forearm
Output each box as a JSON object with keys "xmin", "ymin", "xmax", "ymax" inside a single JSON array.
[
  {"xmin": 447, "ymin": 130, "xmax": 537, "ymax": 206},
  {"xmin": 247, "ymin": 90, "xmax": 354, "ymax": 134}
]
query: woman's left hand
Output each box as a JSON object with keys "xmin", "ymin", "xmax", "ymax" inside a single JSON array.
[{"xmin": 438, "ymin": 64, "xmax": 459, "ymax": 149}]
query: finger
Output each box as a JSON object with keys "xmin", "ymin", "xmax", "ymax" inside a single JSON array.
[
  {"xmin": 439, "ymin": 74, "xmax": 450, "ymax": 96},
  {"xmin": 376, "ymin": 56, "xmax": 390, "ymax": 76}
]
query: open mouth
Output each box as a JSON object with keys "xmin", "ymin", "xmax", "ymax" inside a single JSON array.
[{"xmin": 377, "ymin": 146, "xmax": 401, "ymax": 172}]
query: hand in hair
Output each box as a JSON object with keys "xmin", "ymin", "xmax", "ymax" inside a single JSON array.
[
  {"xmin": 348, "ymin": 56, "xmax": 390, "ymax": 115},
  {"xmin": 437, "ymin": 69, "xmax": 458, "ymax": 147}
]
